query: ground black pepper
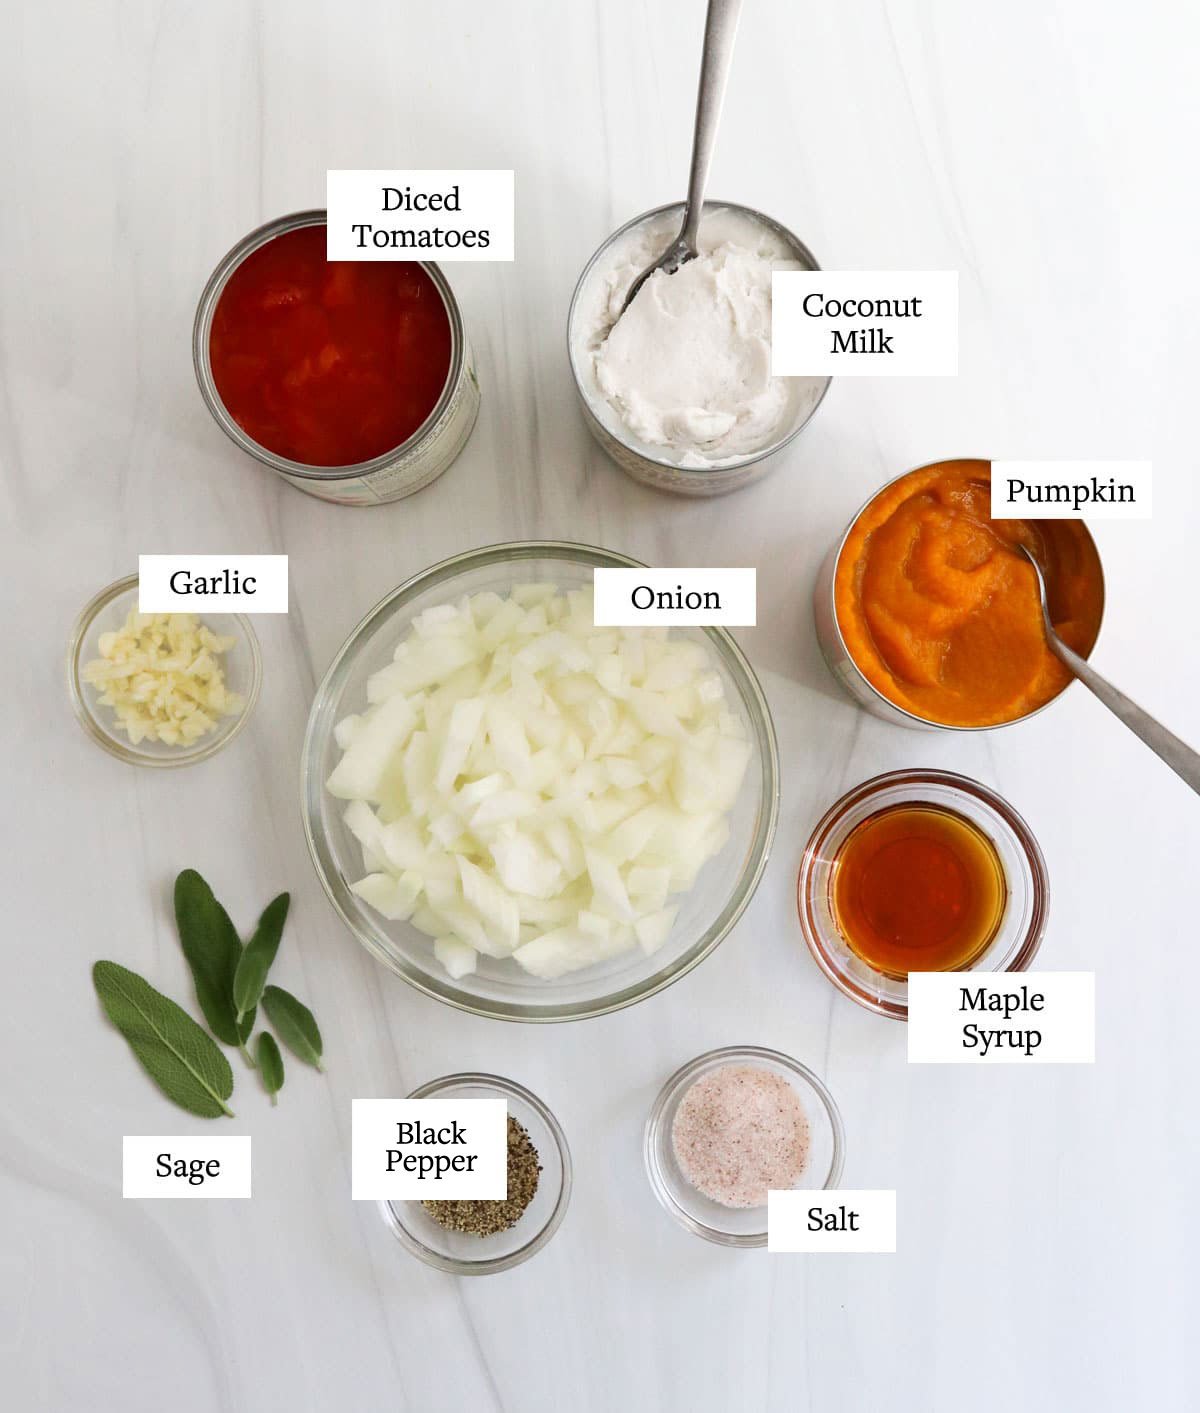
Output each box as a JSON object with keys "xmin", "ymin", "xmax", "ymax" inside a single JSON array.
[{"xmin": 422, "ymin": 1116, "xmax": 541, "ymax": 1236}]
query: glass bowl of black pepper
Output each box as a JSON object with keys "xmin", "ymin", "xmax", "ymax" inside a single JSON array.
[{"xmin": 377, "ymin": 1073, "xmax": 572, "ymax": 1275}]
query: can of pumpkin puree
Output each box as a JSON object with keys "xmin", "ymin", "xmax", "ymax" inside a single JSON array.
[
  {"xmin": 813, "ymin": 459, "xmax": 1106, "ymax": 731},
  {"xmin": 193, "ymin": 210, "xmax": 480, "ymax": 506}
]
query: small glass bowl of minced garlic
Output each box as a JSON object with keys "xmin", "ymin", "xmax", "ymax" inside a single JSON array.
[
  {"xmin": 378, "ymin": 1073, "xmax": 572, "ymax": 1276},
  {"xmin": 68, "ymin": 574, "xmax": 261, "ymax": 767}
]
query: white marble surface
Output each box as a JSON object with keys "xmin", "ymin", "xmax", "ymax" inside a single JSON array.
[{"xmin": 3, "ymin": 1, "xmax": 1198, "ymax": 1409}]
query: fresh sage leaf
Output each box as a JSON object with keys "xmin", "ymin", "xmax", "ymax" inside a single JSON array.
[
  {"xmin": 256, "ymin": 1032, "xmax": 285, "ymax": 1105},
  {"xmin": 93, "ymin": 961, "xmax": 234, "ymax": 1118},
  {"xmin": 262, "ymin": 985, "xmax": 324, "ymax": 1071},
  {"xmin": 233, "ymin": 892, "xmax": 290, "ymax": 1023},
  {"xmin": 174, "ymin": 869, "xmax": 255, "ymax": 1048}
]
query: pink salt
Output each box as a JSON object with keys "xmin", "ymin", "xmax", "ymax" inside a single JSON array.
[{"xmin": 671, "ymin": 1064, "xmax": 810, "ymax": 1208}]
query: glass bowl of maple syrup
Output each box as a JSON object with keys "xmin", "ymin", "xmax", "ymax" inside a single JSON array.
[{"xmin": 797, "ymin": 769, "xmax": 1049, "ymax": 1020}]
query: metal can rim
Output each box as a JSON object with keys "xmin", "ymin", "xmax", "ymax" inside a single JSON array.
[{"xmin": 565, "ymin": 199, "xmax": 832, "ymax": 479}]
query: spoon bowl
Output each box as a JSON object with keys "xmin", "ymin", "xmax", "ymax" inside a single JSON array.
[{"xmin": 622, "ymin": 236, "xmax": 698, "ymax": 315}]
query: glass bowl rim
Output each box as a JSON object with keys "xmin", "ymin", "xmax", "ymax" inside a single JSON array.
[
  {"xmin": 821, "ymin": 458, "xmax": 1107, "ymax": 731},
  {"xmin": 301, "ymin": 538, "xmax": 781, "ymax": 1023},
  {"xmin": 66, "ymin": 573, "xmax": 262, "ymax": 768},
  {"xmin": 643, "ymin": 1044, "xmax": 846, "ymax": 1249},
  {"xmin": 796, "ymin": 767, "xmax": 1050, "ymax": 1020},
  {"xmin": 376, "ymin": 1071, "xmax": 572, "ymax": 1275},
  {"xmin": 566, "ymin": 199, "xmax": 832, "ymax": 475}
]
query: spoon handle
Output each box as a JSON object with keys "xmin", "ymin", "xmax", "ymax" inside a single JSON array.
[
  {"xmin": 1047, "ymin": 636, "xmax": 1200, "ymax": 795},
  {"xmin": 680, "ymin": 0, "xmax": 745, "ymax": 248}
]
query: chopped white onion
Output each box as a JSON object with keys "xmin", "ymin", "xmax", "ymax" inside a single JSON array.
[{"xmin": 328, "ymin": 585, "xmax": 749, "ymax": 980}]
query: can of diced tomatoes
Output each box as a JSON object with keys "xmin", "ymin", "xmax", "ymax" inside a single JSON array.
[{"xmin": 193, "ymin": 209, "xmax": 480, "ymax": 506}]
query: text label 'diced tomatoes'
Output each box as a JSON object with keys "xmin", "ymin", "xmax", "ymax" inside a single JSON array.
[{"xmin": 209, "ymin": 225, "xmax": 452, "ymax": 468}]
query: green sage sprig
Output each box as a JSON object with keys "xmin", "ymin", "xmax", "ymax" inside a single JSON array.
[{"xmin": 93, "ymin": 871, "xmax": 325, "ymax": 1120}]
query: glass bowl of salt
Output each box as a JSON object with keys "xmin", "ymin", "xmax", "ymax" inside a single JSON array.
[{"xmin": 643, "ymin": 1045, "xmax": 845, "ymax": 1247}]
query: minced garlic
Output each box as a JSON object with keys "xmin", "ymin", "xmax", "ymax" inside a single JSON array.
[{"xmin": 82, "ymin": 611, "xmax": 244, "ymax": 746}]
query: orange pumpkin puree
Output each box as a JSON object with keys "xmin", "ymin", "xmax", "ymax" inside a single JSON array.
[{"xmin": 834, "ymin": 460, "xmax": 1104, "ymax": 727}]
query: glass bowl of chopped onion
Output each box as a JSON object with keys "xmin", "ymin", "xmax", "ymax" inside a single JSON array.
[
  {"xmin": 67, "ymin": 574, "xmax": 262, "ymax": 767},
  {"xmin": 302, "ymin": 541, "xmax": 780, "ymax": 1022}
]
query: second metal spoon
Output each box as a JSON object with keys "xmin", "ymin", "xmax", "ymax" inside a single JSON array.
[
  {"xmin": 620, "ymin": 0, "xmax": 745, "ymax": 314},
  {"xmin": 1020, "ymin": 545, "xmax": 1200, "ymax": 795}
]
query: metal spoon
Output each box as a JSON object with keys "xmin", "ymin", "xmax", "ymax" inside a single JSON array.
[
  {"xmin": 620, "ymin": 0, "xmax": 745, "ymax": 314},
  {"xmin": 1020, "ymin": 545, "xmax": 1200, "ymax": 795}
]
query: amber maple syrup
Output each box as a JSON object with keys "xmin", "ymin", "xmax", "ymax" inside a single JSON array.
[{"xmin": 830, "ymin": 803, "xmax": 1006, "ymax": 978}]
